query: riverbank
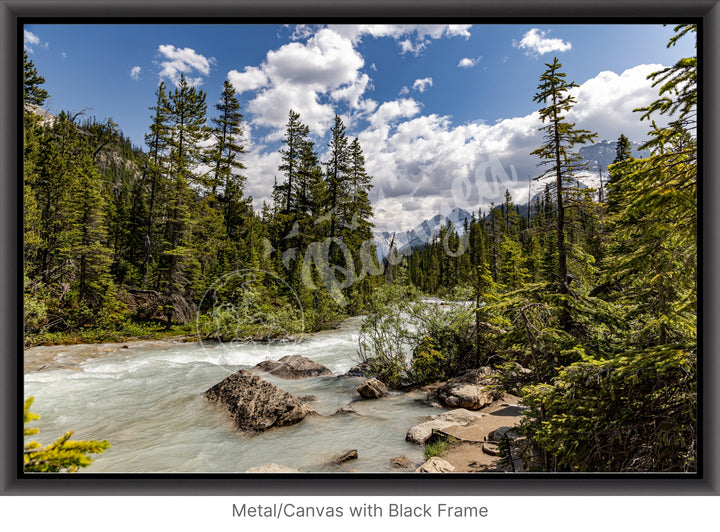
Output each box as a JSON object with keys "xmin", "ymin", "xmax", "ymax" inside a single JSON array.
[
  {"xmin": 24, "ymin": 316, "xmax": 525, "ymax": 473},
  {"xmin": 24, "ymin": 316, "xmax": 341, "ymax": 349},
  {"xmin": 433, "ymin": 394, "xmax": 525, "ymax": 472}
]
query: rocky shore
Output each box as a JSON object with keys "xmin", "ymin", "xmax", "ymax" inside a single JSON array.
[{"xmin": 203, "ymin": 354, "xmax": 526, "ymax": 473}]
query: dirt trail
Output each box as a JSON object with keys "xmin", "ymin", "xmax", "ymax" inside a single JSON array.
[{"xmin": 439, "ymin": 394, "xmax": 526, "ymax": 472}]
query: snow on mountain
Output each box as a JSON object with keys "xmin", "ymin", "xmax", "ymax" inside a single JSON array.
[
  {"xmin": 373, "ymin": 207, "xmax": 472, "ymax": 260},
  {"xmin": 372, "ymin": 140, "xmax": 651, "ymax": 261},
  {"xmin": 527, "ymin": 139, "xmax": 651, "ymax": 206}
]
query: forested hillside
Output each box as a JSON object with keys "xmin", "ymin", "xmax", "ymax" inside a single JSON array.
[
  {"xmin": 24, "ymin": 53, "xmax": 379, "ymax": 345},
  {"xmin": 23, "ymin": 23, "xmax": 696, "ymax": 472}
]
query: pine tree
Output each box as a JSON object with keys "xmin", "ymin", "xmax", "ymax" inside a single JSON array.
[
  {"xmin": 208, "ymin": 81, "xmax": 245, "ymax": 198},
  {"xmin": 605, "ymin": 25, "xmax": 697, "ymax": 347},
  {"xmin": 207, "ymin": 81, "xmax": 250, "ymax": 252},
  {"xmin": 67, "ymin": 152, "xmax": 115, "ymax": 315},
  {"xmin": 274, "ymin": 110, "xmax": 310, "ymax": 254},
  {"xmin": 613, "ymin": 133, "xmax": 632, "ymax": 164},
  {"xmin": 23, "ymin": 51, "xmax": 49, "ymax": 107},
  {"xmin": 32, "ymin": 112, "xmax": 84, "ymax": 282},
  {"xmin": 345, "ymin": 137, "xmax": 377, "ymax": 304},
  {"xmin": 325, "ymin": 115, "xmax": 350, "ymax": 240},
  {"xmin": 141, "ymin": 81, "xmax": 172, "ymax": 287},
  {"xmin": 160, "ymin": 74, "xmax": 209, "ymax": 324},
  {"xmin": 531, "ymin": 58, "xmax": 597, "ymax": 302},
  {"xmin": 295, "ymin": 138, "xmax": 326, "ymax": 247},
  {"xmin": 346, "ymin": 138, "xmax": 374, "ymax": 241}
]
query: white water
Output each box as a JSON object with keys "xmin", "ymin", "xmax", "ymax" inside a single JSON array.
[{"xmin": 24, "ymin": 319, "xmax": 442, "ymax": 473}]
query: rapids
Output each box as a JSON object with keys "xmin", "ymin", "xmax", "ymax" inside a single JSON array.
[{"xmin": 23, "ymin": 318, "xmax": 444, "ymax": 473}]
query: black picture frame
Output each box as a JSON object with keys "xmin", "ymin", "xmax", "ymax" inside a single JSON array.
[{"xmin": 2, "ymin": 0, "xmax": 718, "ymax": 496}]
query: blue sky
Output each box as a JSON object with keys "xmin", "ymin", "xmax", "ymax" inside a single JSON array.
[{"xmin": 24, "ymin": 23, "xmax": 695, "ymax": 231}]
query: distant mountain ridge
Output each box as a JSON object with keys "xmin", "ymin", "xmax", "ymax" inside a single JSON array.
[
  {"xmin": 373, "ymin": 207, "xmax": 473, "ymax": 260},
  {"xmin": 578, "ymin": 139, "xmax": 649, "ymax": 171},
  {"xmin": 373, "ymin": 140, "xmax": 650, "ymax": 260}
]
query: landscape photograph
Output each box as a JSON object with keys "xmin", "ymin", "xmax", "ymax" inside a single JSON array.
[{"xmin": 22, "ymin": 22, "xmax": 697, "ymax": 474}]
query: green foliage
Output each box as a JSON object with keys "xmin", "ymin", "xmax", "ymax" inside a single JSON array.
[
  {"xmin": 514, "ymin": 24, "xmax": 697, "ymax": 473},
  {"xmin": 23, "ymin": 51, "xmax": 49, "ymax": 106},
  {"xmin": 497, "ymin": 433, "xmax": 516, "ymax": 472},
  {"xmin": 24, "ymin": 397, "xmax": 110, "ymax": 472},
  {"xmin": 423, "ymin": 439, "xmax": 450, "ymax": 461},
  {"xmin": 521, "ymin": 346, "xmax": 696, "ymax": 472},
  {"xmin": 358, "ymin": 280, "xmax": 419, "ymax": 388},
  {"xmin": 359, "ymin": 280, "xmax": 477, "ymax": 388},
  {"xmin": 23, "ymin": 57, "xmax": 381, "ymax": 346},
  {"xmin": 410, "ymin": 336, "xmax": 447, "ymax": 385}
]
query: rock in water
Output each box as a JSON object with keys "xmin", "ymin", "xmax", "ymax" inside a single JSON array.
[
  {"xmin": 391, "ymin": 456, "xmax": 413, "ymax": 469},
  {"xmin": 256, "ymin": 354, "xmax": 333, "ymax": 379},
  {"xmin": 357, "ymin": 378, "xmax": 388, "ymax": 399},
  {"xmin": 333, "ymin": 403, "xmax": 359, "ymax": 416},
  {"xmin": 205, "ymin": 370, "xmax": 313, "ymax": 433},
  {"xmin": 331, "ymin": 449, "xmax": 359, "ymax": 464},
  {"xmin": 341, "ymin": 359, "xmax": 374, "ymax": 377},
  {"xmin": 415, "ymin": 457, "xmax": 455, "ymax": 473}
]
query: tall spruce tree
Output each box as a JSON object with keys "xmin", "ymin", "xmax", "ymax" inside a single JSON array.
[
  {"xmin": 141, "ymin": 81, "xmax": 172, "ymax": 287},
  {"xmin": 531, "ymin": 58, "xmax": 597, "ymax": 300},
  {"xmin": 68, "ymin": 152, "xmax": 115, "ymax": 315},
  {"xmin": 325, "ymin": 115, "xmax": 350, "ymax": 240},
  {"xmin": 208, "ymin": 81, "xmax": 247, "ymax": 219},
  {"xmin": 160, "ymin": 74, "xmax": 209, "ymax": 324},
  {"xmin": 613, "ymin": 134, "xmax": 632, "ymax": 164},
  {"xmin": 274, "ymin": 110, "xmax": 310, "ymax": 254}
]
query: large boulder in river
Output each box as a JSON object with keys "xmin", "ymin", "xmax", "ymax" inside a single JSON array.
[
  {"xmin": 256, "ymin": 354, "xmax": 333, "ymax": 379},
  {"xmin": 406, "ymin": 408, "xmax": 485, "ymax": 445},
  {"xmin": 357, "ymin": 378, "xmax": 388, "ymax": 399},
  {"xmin": 205, "ymin": 370, "xmax": 314, "ymax": 433},
  {"xmin": 435, "ymin": 367, "xmax": 502, "ymax": 410}
]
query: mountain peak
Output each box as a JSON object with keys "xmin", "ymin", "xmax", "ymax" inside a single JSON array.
[{"xmin": 373, "ymin": 207, "xmax": 474, "ymax": 260}]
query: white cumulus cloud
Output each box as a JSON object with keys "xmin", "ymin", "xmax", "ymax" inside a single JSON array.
[
  {"xmin": 458, "ymin": 57, "xmax": 480, "ymax": 68},
  {"xmin": 368, "ymin": 99, "xmax": 421, "ymax": 129},
  {"xmin": 228, "ymin": 66, "xmax": 269, "ymax": 94},
  {"xmin": 130, "ymin": 66, "xmax": 142, "ymax": 80},
  {"xmin": 358, "ymin": 64, "xmax": 669, "ymax": 232},
  {"xmin": 232, "ymin": 28, "xmax": 371, "ymax": 137},
  {"xmin": 24, "ymin": 29, "xmax": 46, "ymax": 52},
  {"xmin": 327, "ymin": 24, "xmax": 471, "ymax": 55},
  {"xmin": 413, "ymin": 78, "xmax": 433, "ymax": 93},
  {"xmin": 157, "ymin": 44, "xmax": 215, "ymax": 86},
  {"xmin": 514, "ymin": 28, "xmax": 572, "ymax": 57}
]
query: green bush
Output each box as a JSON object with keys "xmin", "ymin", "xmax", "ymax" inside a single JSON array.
[{"xmin": 410, "ymin": 336, "xmax": 447, "ymax": 384}]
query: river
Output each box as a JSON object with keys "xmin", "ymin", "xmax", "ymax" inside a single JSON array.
[{"xmin": 23, "ymin": 317, "xmax": 444, "ymax": 473}]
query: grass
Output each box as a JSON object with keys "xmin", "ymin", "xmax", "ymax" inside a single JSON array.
[
  {"xmin": 25, "ymin": 321, "xmax": 199, "ymax": 347},
  {"xmin": 25, "ymin": 314, "xmax": 310, "ymax": 347},
  {"xmin": 423, "ymin": 438, "xmax": 450, "ymax": 461}
]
